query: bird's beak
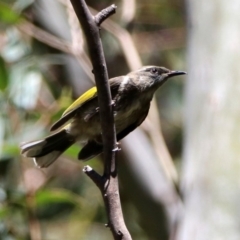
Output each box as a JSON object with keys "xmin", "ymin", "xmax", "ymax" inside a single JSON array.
[{"xmin": 168, "ymin": 71, "xmax": 186, "ymax": 78}]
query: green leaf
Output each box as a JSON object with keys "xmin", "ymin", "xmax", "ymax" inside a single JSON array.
[
  {"xmin": 0, "ymin": 3, "xmax": 22, "ymax": 25},
  {"xmin": 0, "ymin": 207, "xmax": 10, "ymax": 219},
  {"xmin": 1, "ymin": 143, "xmax": 19, "ymax": 157},
  {"xmin": 0, "ymin": 56, "xmax": 8, "ymax": 91},
  {"xmin": 35, "ymin": 189, "xmax": 83, "ymax": 206}
]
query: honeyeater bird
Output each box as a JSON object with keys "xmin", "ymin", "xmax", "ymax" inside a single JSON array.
[{"xmin": 20, "ymin": 66, "xmax": 185, "ymax": 168}]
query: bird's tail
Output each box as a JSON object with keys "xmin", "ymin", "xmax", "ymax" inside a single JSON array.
[{"xmin": 20, "ymin": 129, "xmax": 75, "ymax": 168}]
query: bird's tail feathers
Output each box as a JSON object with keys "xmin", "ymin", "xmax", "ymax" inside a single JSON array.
[{"xmin": 21, "ymin": 129, "xmax": 75, "ymax": 168}]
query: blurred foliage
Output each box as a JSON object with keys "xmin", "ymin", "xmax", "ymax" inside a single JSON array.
[{"xmin": 0, "ymin": 0, "xmax": 186, "ymax": 239}]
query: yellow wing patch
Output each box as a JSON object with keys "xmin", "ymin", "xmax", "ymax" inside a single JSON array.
[{"xmin": 62, "ymin": 86, "xmax": 97, "ymax": 116}]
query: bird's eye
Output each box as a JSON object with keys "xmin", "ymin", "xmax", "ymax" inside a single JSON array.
[{"xmin": 151, "ymin": 68, "xmax": 158, "ymax": 74}]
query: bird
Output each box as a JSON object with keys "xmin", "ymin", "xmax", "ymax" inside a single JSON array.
[{"xmin": 20, "ymin": 66, "xmax": 185, "ymax": 168}]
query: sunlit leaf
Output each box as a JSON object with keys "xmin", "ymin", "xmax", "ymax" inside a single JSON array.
[
  {"xmin": 10, "ymin": 68, "xmax": 42, "ymax": 109},
  {"xmin": 1, "ymin": 143, "xmax": 19, "ymax": 156}
]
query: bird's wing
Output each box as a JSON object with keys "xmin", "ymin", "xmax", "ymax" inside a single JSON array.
[
  {"xmin": 63, "ymin": 87, "xmax": 98, "ymax": 117},
  {"xmin": 50, "ymin": 86, "xmax": 98, "ymax": 131},
  {"xmin": 50, "ymin": 76, "xmax": 124, "ymax": 131},
  {"xmin": 116, "ymin": 104, "xmax": 150, "ymax": 141}
]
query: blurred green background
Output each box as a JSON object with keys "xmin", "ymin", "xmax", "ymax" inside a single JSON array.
[{"xmin": 0, "ymin": 0, "xmax": 186, "ymax": 239}]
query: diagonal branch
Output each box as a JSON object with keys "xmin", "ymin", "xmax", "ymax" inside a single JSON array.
[
  {"xmin": 69, "ymin": 1, "xmax": 132, "ymax": 239},
  {"xmin": 95, "ymin": 4, "xmax": 117, "ymax": 26}
]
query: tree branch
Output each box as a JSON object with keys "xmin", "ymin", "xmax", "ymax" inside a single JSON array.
[
  {"xmin": 69, "ymin": 1, "xmax": 131, "ymax": 239},
  {"xmin": 95, "ymin": 4, "xmax": 117, "ymax": 26}
]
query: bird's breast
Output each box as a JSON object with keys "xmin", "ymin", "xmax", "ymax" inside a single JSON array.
[{"xmin": 114, "ymin": 92, "xmax": 152, "ymax": 131}]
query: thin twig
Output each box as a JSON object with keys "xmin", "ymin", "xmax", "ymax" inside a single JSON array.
[
  {"xmin": 83, "ymin": 165, "xmax": 104, "ymax": 189},
  {"xmin": 69, "ymin": 1, "xmax": 132, "ymax": 239},
  {"xmin": 95, "ymin": 4, "xmax": 117, "ymax": 26}
]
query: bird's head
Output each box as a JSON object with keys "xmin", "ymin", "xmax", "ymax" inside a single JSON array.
[{"xmin": 128, "ymin": 66, "xmax": 186, "ymax": 92}]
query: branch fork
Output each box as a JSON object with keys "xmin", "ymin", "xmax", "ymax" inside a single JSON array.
[{"xmin": 69, "ymin": 1, "xmax": 131, "ymax": 239}]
